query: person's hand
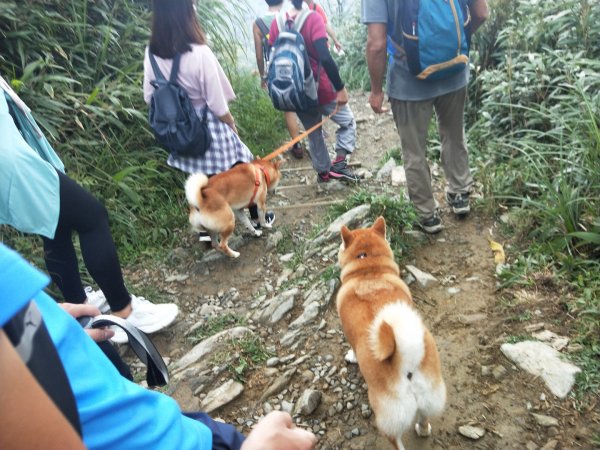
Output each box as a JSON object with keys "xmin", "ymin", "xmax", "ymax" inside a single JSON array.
[
  {"xmin": 60, "ymin": 303, "xmax": 115, "ymax": 343},
  {"xmin": 241, "ymin": 411, "xmax": 317, "ymax": 450},
  {"xmin": 368, "ymin": 90, "xmax": 388, "ymax": 114},
  {"xmin": 261, "ymin": 77, "xmax": 268, "ymax": 90},
  {"xmin": 336, "ymin": 87, "xmax": 349, "ymax": 107},
  {"xmin": 334, "ymin": 41, "xmax": 343, "ymax": 53}
]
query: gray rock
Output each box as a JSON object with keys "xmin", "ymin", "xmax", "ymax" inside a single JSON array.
[
  {"xmin": 458, "ymin": 425, "xmax": 486, "ymax": 439},
  {"xmin": 390, "ymin": 166, "xmax": 406, "ymax": 186},
  {"xmin": 295, "ymin": 389, "xmax": 322, "ymax": 416},
  {"xmin": 492, "ymin": 365, "xmax": 508, "ymax": 380},
  {"xmin": 309, "ymin": 205, "xmax": 371, "ymax": 248},
  {"xmin": 173, "ymin": 327, "xmax": 254, "ymax": 374},
  {"xmin": 266, "ymin": 230, "xmax": 284, "ymax": 250},
  {"xmin": 376, "ymin": 158, "xmax": 397, "ymax": 180},
  {"xmin": 259, "ymin": 368, "xmax": 297, "ymax": 402},
  {"xmin": 501, "ymin": 341, "xmax": 581, "ymax": 398},
  {"xmin": 254, "ymin": 289, "xmax": 297, "ymax": 324},
  {"xmin": 405, "ymin": 265, "xmax": 438, "ymax": 288},
  {"xmin": 289, "ymin": 301, "xmax": 320, "ymax": 329},
  {"xmin": 531, "ymin": 413, "xmax": 559, "ymax": 427},
  {"xmin": 532, "ymin": 330, "xmax": 569, "ymax": 351},
  {"xmin": 200, "ymin": 379, "xmax": 244, "ymax": 413}
]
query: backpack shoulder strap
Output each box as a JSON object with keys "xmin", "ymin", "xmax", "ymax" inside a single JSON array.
[
  {"xmin": 294, "ymin": 9, "xmax": 313, "ymax": 33},
  {"xmin": 255, "ymin": 17, "xmax": 270, "ymax": 37},
  {"xmin": 169, "ymin": 53, "xmax": 181, "ymax": 84},
  {"xmin": 275, "ymin": 11, "xmax": 286, "ymax": 33},
  {"xmin": 149, "ymin": 52, "xmax": 166, "ymax": 82}
]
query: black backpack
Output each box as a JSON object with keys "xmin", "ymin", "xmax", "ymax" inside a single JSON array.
[{"xmin": 148, "ymin": 52, "xmax": 211, "ymax": 158}]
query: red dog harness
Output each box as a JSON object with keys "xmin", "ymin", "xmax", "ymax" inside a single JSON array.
[{"xmin": 248, "ymin": 163, "xmax": 271, "ymax": 207}]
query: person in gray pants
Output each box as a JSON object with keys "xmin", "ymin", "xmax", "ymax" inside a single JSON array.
[{"xmin": 362, "ymin": 0, "xmax": 489, "ymax": 233}]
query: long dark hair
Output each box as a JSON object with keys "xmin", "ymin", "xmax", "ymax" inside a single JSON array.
[{"xmin": 149, "ymin": 0, "xmax": 206, "ymax": 58}]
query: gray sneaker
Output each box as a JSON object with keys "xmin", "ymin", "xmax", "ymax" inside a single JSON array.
[
  {"xmin": 330, "ymin": 157, "xmax": 359, "ymax": 182},
  {"xmin": 446, "ymin": 192, "xmax": 470, "ymax": 215},
  {"xmin": 418, "ymin": 213, "xmax": 444, "ymax": 234}
]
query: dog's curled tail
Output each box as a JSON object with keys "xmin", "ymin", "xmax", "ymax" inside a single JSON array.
[
  {"xmin": 369, "ymin": 302, "xmax": 425, "ymax": 364},
  {"xmin": 185, "ymin": 173, "xmax": 209, "ymax": 208}
]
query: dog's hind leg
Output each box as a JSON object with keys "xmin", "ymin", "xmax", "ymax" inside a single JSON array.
[
  {"xmin": 235, "ymin": 210, "xmax": 262, "ymax": 237},
  {"xmin": 217, "ymin": 223, "xmax": 240, "ymax": 258}
]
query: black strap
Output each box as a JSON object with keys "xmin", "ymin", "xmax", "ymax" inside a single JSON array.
[
  {"xmin": 255, "ymin": 17, "xmax": 269, "ymax": 37},
  {"xmin": 149, "ymin": 52, "xmax": 166, "ymax": 82},
  {"xmin": 149, "ymin": 52, "xmax": 181, "ymax": 85},
  {"xmin": 90, "ymin": 315, "xmax": 169, "ymax": 387},
  {"xmin": 170, "ymin": 53, "xmax": 181, "ymax": 84}
]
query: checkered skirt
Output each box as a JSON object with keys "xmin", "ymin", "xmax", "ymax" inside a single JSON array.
[{"xmin": 166, "ymin": 106, "xmax": 253, "ymax": 175}]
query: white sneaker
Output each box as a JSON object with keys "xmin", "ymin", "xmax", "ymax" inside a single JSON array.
[
  {"xmin": 85, "ymin": 287, "xmax": 110, "ymax": 314},
  {"xmin": 110, "ymin": 295, "xmax": 179, "ymax": 344}
]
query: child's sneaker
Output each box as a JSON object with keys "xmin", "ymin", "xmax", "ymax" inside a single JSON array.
[
  {"xmin": 446, "ymin": 192, "xmax": 470, "ymax": 215},
  {"xmin": 329, "ymin": 156, "xmax": 359, "ymax": 182},
  {"xmin": 417, "ymin": 213, "xmax": 444, "ymax": 234},
  {"xmin": 251, "ymin": 211, "xmax": 276, "ymax": 230},
  {"xmin": 317, "ymin": 172, "xmax": 330, "ymax": 183},
  {"xmin": 290, "ymin": 142, "xmax": 304, "ymax": 159},
  {"xmin": 85, "ymin": 287, "xmax": 110, "ymax": 314},
  {"xmin": 111, "ymin": 295, "xmax": 179, "ymax": 344}
]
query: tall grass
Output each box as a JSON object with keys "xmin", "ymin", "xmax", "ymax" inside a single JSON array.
[
  {"xmin": 467, "ymin": 0, "xmax": 600, "ymax": 402},
  {"xmin": 0, "ymin": 0, "xmax": 283, "ymax": 264}
]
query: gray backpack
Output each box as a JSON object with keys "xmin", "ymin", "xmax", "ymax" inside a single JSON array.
[{"xmin": 148, "ymin": 52, "xmax": 211, "ymax": 158}]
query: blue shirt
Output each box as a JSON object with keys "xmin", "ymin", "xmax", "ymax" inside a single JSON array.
[
  {"xmin": 361, "ymin": 0, "xmax": 469, "ymax": 101},
  {"xmin": 0, "ymin": 243, "xmax": 213, "ymax": 450},
  {"xmin": 0, "ymin": 90, "xmax": 64, "ymax": 238}
]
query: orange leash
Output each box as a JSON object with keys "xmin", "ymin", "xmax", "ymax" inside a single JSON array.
[{"xmin": 260, "ymin": 105, "xmax": 339, "ymax": 162}]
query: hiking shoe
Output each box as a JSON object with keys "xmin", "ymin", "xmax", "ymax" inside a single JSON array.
[
  {"xmin": 252, "ymin": 211, "xmax": 276, "ymax": 230},
  {"xmin": 330, "ymin": 157, "xmax": 359, "ymax": 182},
  {"xmin": 198, "ymin": 230, "xmax": 212, "ymax": 242},
  {"xmin": 111, "ymin": 295, "xmax": 179, "ymax": 344},
  {"xmin": 317, "ymin": 172, "xmax": 330, "ymax": 183},
  {"xmin": 290, "ymin": 142, "xmax": 304, "ymax": 159},
  {"xmin": 446, "ymin": 192, "xmax": 471, "ymax": 215},
  {"xmin": 85, "ymin": 287, "xmax": 110, "ymax": 314},
  {"xmin": 417, "ymin": 213, "xmax": 444, "ymax": 234}
]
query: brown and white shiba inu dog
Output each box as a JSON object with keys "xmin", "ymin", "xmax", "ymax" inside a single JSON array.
[
  {"xmin": 336, "ymin": 217, "xmax": 446, "ymax": 450},
  {"xmin": 184, "ymin": 159, "xmax": 282, "ymax": 258}
]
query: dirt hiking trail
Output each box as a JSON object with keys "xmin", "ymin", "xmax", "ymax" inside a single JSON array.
[{"xmin": 122, "ymin": 92, "xmax": 598, "ymax": 450}]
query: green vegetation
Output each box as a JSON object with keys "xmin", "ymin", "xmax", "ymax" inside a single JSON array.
[
  {"xmin": 189, "ymin": 313, "xmax": 245, "ymax": 343},
  {"xmin": 467, "ymin": 0, "xmax": 600, "ymax": 403},
  {"xmin": 328, "ymin": 188, "xmax": 418, "ymax": 261},
  {"xmin": 215, "ymin": 336, "xmax": 273, "ymax": 383}
]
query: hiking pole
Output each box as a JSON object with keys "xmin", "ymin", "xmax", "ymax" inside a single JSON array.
[{"xmin": 260, "ymin": 105, "xmax": 339, "ymax": 162}]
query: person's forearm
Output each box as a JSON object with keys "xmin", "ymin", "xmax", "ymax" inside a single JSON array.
[
  {"xmin": 314, "ymin": 38, "xmax": 344, "ymax": 91},
  {"xmin": 253, "ymin": 25, "xmax": 266, "ymax": 78},
  {"xmin": 218, "ymin": 111, "xmax": 237, "ymax": 133},
  {"xmin": 366, "ymin": 24, "xmax": 387, "ymax": 94}
]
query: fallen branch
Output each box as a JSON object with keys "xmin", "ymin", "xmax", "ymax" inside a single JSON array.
[
  {"xmin": 272, "ymin": 199, "xmax": 343, "ymax": 210},
  {"xmin": 281, "ymin": 160, "xmax": 362, "ymax": 173}
]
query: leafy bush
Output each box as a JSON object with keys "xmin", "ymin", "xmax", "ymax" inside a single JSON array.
[
  {"xmin": 466, "ymin": 0, "xmax": 600, "ymax": 399},
  {"xmin": 328, "ymin": 188, "xmax": 418, "ymax": 261}
]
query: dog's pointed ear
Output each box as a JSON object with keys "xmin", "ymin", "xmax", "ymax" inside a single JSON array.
[
  {"xmin": 340, "ymin": 225, "xmax": 354, "ymax": 247},
  {"xmin": 372, "ymin": 216, "xmax": 386, "ymax": 238},
  {"xmin": 273, "ymin": 158, "xmax": 283, "ymax": 169}
]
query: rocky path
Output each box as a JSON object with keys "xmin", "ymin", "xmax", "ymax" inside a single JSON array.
[{"xmin": 122, "ymin": 92, "xmax": 598, "ymax": 450}]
